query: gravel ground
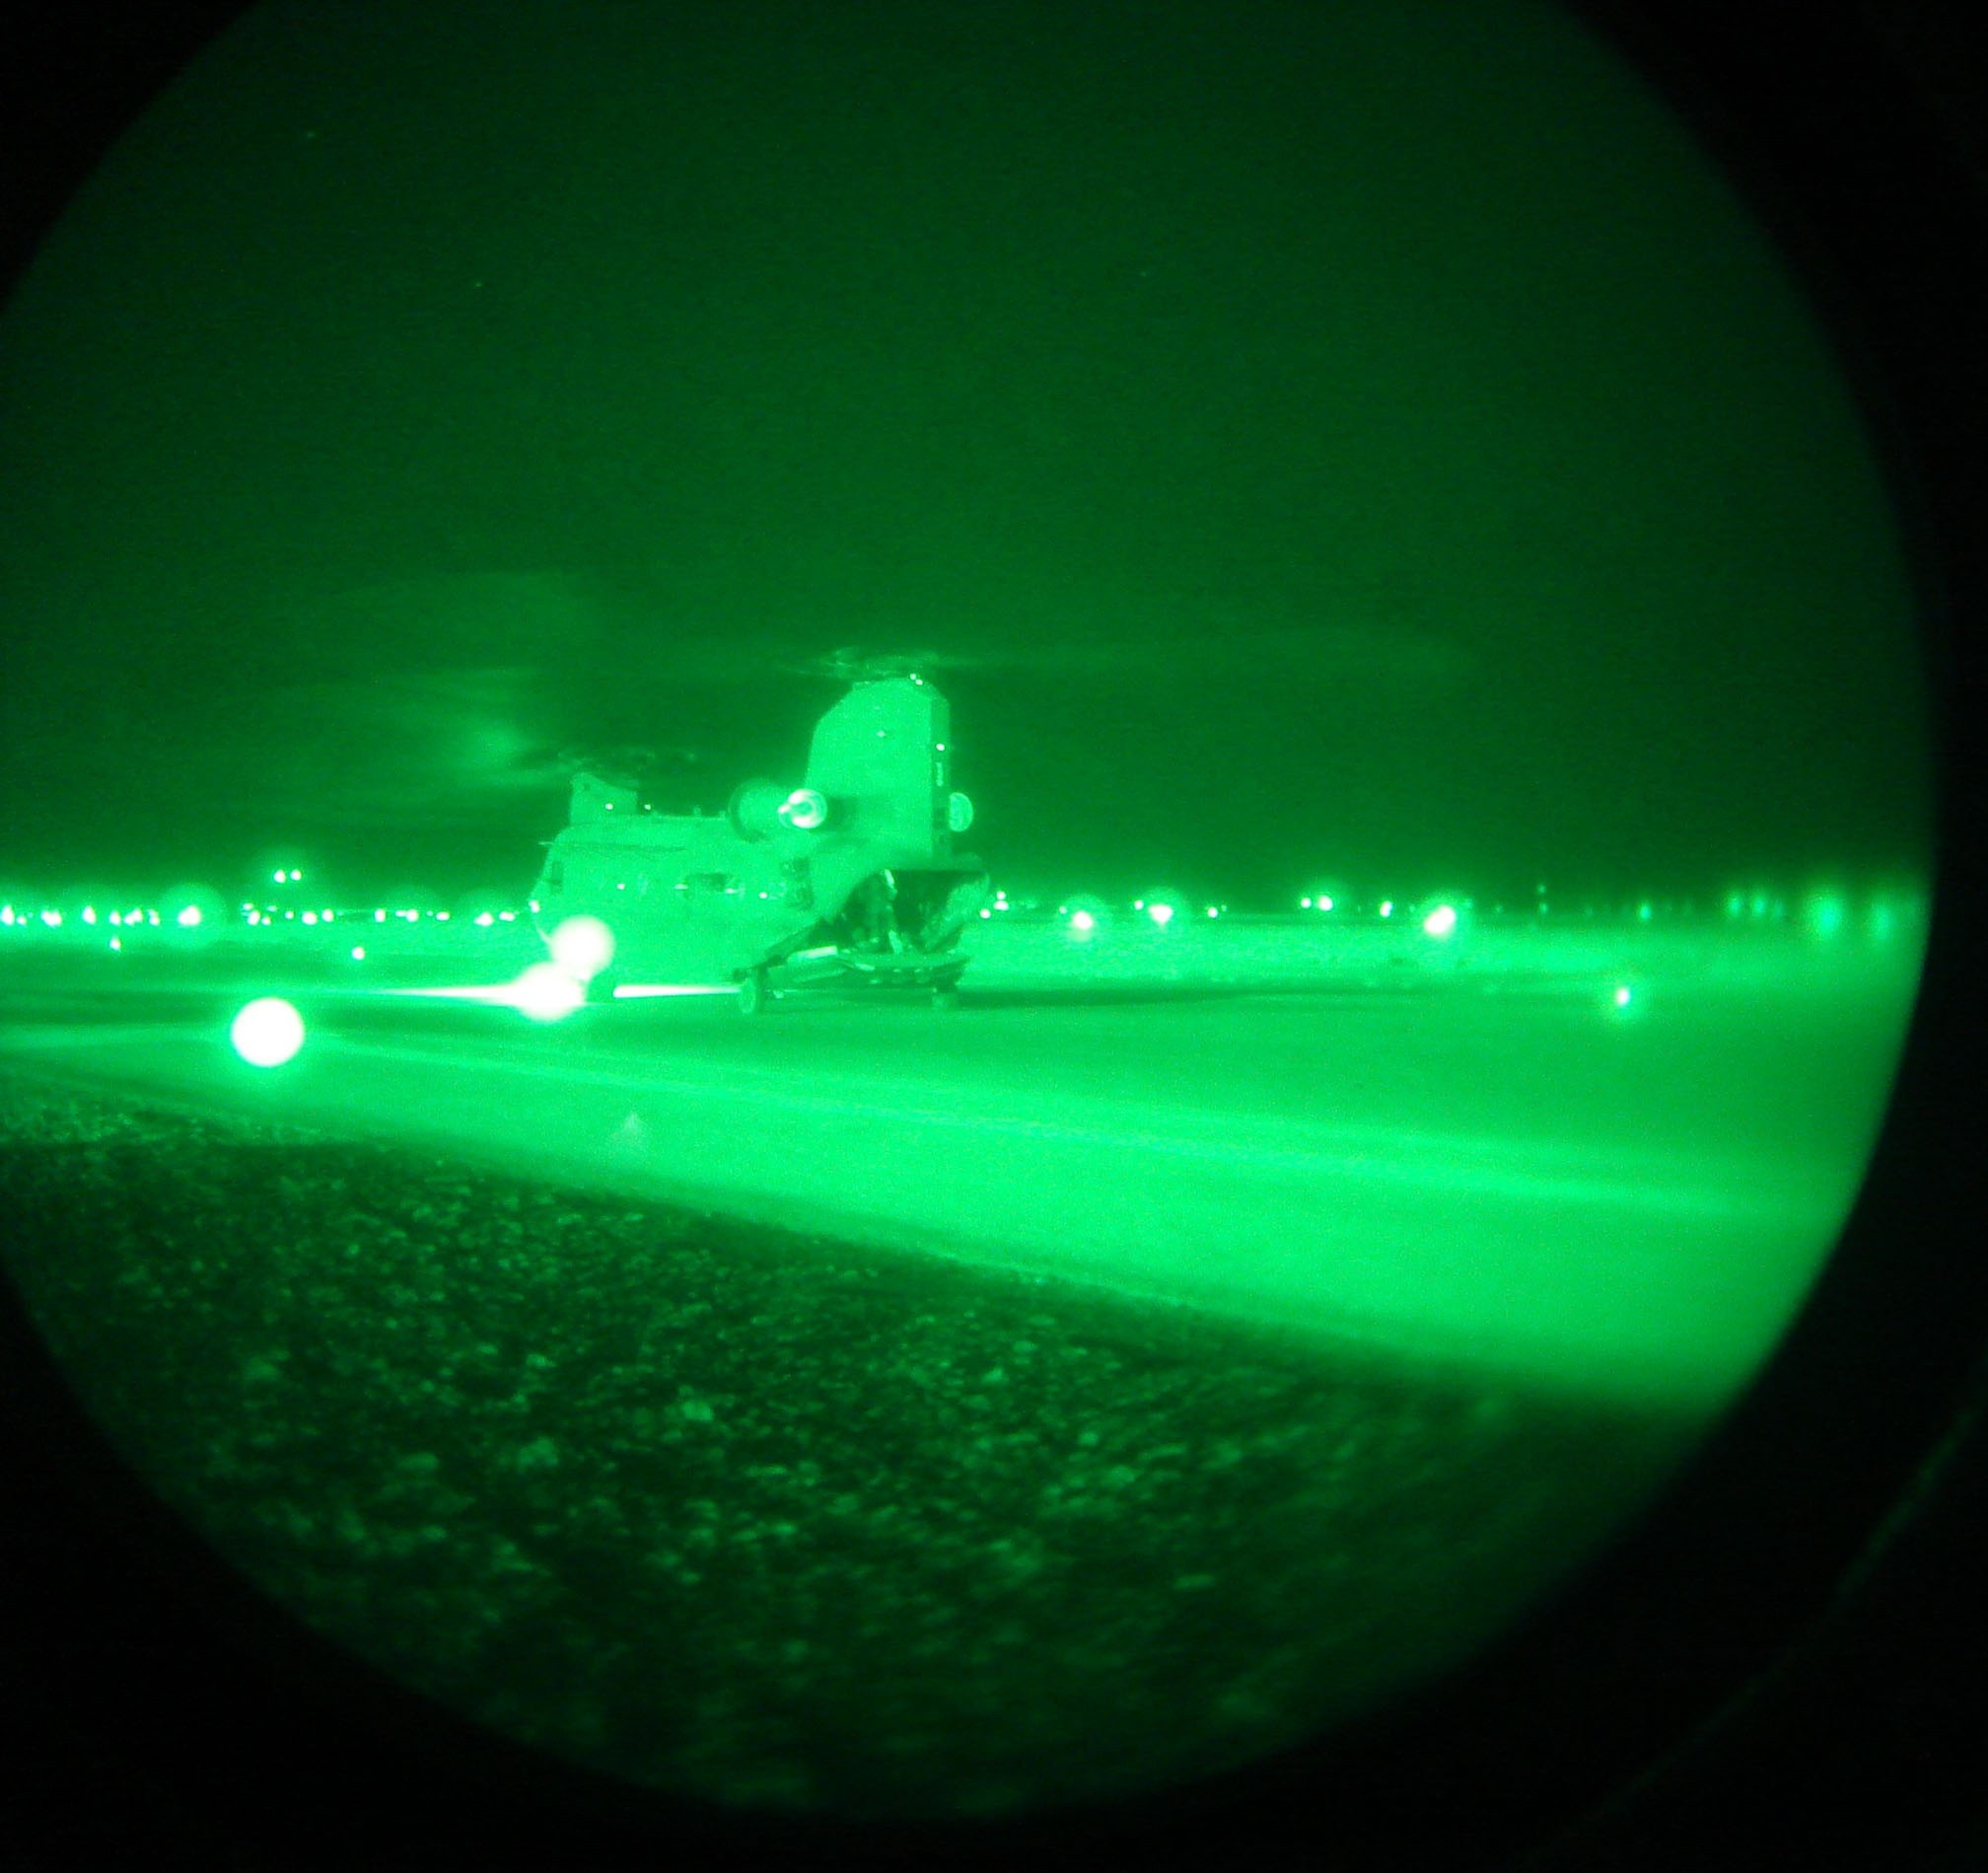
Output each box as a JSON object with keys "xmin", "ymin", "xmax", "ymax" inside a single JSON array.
[{"xmin": 0, "ymin": 1071, "xmax": 1693, "ymax": 1823}]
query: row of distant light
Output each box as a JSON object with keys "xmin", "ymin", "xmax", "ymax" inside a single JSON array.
[{"xmin": 2, "ymin": 903, "xmax": 202, "ymax": 928}]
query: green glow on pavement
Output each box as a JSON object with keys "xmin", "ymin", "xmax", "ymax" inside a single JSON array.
[{"xmin": 229, "ymin": 997, "xmax": 306, "ymax": 1067}]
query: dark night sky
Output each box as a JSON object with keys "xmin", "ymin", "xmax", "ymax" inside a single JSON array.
[{"xmin": 0, "ymin": 0, "xmax": 1933, "ymax": 907}]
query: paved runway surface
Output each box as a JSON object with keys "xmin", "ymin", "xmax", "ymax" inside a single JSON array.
[{"xmin": 0, "ymin": 918, "xmax": 1921, "ymax": 1410}]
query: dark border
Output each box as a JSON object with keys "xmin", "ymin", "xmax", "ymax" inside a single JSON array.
[{"xmin": 1, "ymin": 4, "xmax": 1983, "ymax": 1867}]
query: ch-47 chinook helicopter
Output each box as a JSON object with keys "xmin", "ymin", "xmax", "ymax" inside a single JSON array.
[{"xmin": 530, "ymin": 653, "xmax": 989, "ymax": 1012}]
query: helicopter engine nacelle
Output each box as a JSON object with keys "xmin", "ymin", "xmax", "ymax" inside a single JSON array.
[{"xmin": 727, "ymin": 779, "xmax": 831, "ymax": 841}]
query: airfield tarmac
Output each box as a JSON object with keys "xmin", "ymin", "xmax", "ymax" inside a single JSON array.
[{"xmin": 0, "ymin": 913, "xmax": 1923, "ymax": 1413}]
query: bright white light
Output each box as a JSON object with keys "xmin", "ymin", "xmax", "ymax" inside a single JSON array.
[
  {"xmin": 146, "ymin": 911, "xmax": 160, "ymax": 926},
  {"xmin": 108, "ymin": 937, "xmax": 120, "ymax": 951},
  {"xmin": 273, "ymin": 870, "xmax": 285, "ymax": 884},
  {"xmin": 1207, "ymin": 906, "xmax": 1219, "ymax": 918},
  {"xmin": 0, "ymin": 907, "xmax": 12, "ymax": 924},
  {"xmin": 42, "ymin": 909, "xmax": 61, "ymax": 927},
  {"xmin": 1317, "ymin": 897, "xmax": 1333, "ymax": 911},
  {"xmin": 1380, "ymin": 901, "xmax": 1393, "ymax": 918},
  {"xmin": 351, "ymin": 946, "xmax": 366, "ymax": 961},
  {"xmin": 1614, "ymin": 984, "xmax": 1633, "ymax": 1009},
  {"xmin": 375, "ymin": 909, "xmax": 387, "ymax": 922},
  {"xmin": 82, "ymin": 906, "xmax": 97, "ymax": 925},
  {"xmin": 979, "ymin": 907, "xmax": 992, "ymax": 918},
  {"xmin": 1148, "ymin": 902, "xmax": 1174, "ymax": 928},
  {"xmin": 436, "ymin": 910, "xmax": 450, "ymax": 921},
  {"xmin": 499, "ymin": 910, "xmax": 516, "ymax": 922},
  {"xmin": 302, "ymin": 911, "xmax": 318, "ymax": 926},
  {"xmin": 1423, "ymin": 904, "xmax": 1457, "ymax": 938},
  {"xmin": 1300, "ymin": 897, "xmax": 1313, "ymax": 909},
  {"xmin": 512, "ymin": 961, "xmax": 586, "ymax": 1021},
  {"xmin": 230, "ymin": 997, "xmax": 305, "ymax": 1067},
  {"xmin": 550, "ymin": 914, "xmax": 615, "ymax": 982},
  {"xmin": 781, "ymin": 787, "xmax": 830, "ymax": 830},
  {"xmin": 474, "ymin": 911, "xmax": 494, "ymax": 926},
  {"xmin": 1070, "ymin": 909, "xmax": 1096, "ymax": 933},
  {"xmin": 290, "ymin": 870, "xmax": 302, "ymax": 882}
]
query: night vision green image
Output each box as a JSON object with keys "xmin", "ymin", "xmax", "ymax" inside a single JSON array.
[{"xmin": 0, "ymin": 0, "xmax": 1932, "ymax": 1829}]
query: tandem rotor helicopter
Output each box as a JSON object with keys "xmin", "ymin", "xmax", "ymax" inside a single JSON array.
[{"xmin": 530, "ymin": 651, "xmax": 990, "ymax": 1012}]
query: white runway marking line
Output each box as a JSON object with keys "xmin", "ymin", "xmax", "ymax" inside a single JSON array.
[{"xmin": 306, "ymin": 1030, "xmax": 1822, "ymax": 1228}]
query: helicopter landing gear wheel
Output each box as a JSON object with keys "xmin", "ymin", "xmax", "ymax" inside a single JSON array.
[{"xmin": 737, "ymin": 968, "xmax": 770, "ymax": 1016}]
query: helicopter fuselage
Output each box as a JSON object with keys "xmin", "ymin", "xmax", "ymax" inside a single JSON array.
[{"xmin": 530, "ymin": 676, "xmax": 988, "ymax": 999}]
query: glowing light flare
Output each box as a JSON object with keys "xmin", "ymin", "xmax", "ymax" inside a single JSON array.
[
  {"xmin": 302, "ymin": 911, "xmax": 318, "ymax": 926},
  {"xmin": 549, "ymin": 914, "xmax": 615, "ymax": 982},
  {"xmin": 1422, "ymin": 903, "xmax": 1458, "ymax": 939},
  {"xmin": 512, "ymin": 962, "xmax": 586, "ymax": 1021},
  {"xmin": 1147, "ymin": 902, "xmax": 1175, "ymax": 928},
  {"xmin": 351, "ymin": 946, "xmax": 365, "ymax": 961},
  {"xmin": 230, "ymin": 997, "xmax": 306, "ymax": 1067},
  {"xmin": 1069, "ymin": 909, "xmax": 1096, "ymax": 934},
  {"xmin": 1379, "ymin": 901, "xmax": 1393, "ymax": 919},
  {"xmin": 82, "ymin": 906, "xmax": 98, "ymax": 925}
]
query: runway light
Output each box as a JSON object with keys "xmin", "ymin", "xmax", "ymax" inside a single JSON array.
[
  {"xmin": 1148, "ymin": 902, "xmax": 1175, "ymax": 928},
  {"xmin": 474, "ymin": 911, "xmax": 494, "ymax": 926},
  {"xmin": 1423, "ymin": 903, "xmax": 1457, "ymax": 938},
  {"xmin": 375, "ymin": 908, "xmax": 387, "ymax": 922},
  {"xmin": 1804, "ymin": 891, "xmax": 1848, "ymax": 939},
  {"xmin": 302, "ymin": 911, "xmax": 318, "ymax": 925},
  {"xmin": 1301, "ymin": 898, "xmax": 1313, "ymax": 909},
  {"xmin": 499, "ymin": 910, "xmax": 516, "ymax": 922},
  {"xmin": 230, "ymin": 997, "xmax": 306, "ymax": 1067},
  {"xmin": 1380, "ymin": 901, "xmax": 1393, "ymax": 919},
  {"xmin": 108, "ymin": 937, "xmax": 120, "ymax": 951},
  {"xmin": 1614, "ymin": 984, "xmax": 1633, "ymax": 1008},
  {"xmin": 979, "ymin": 907, "xmax": 992, "ymax": 918},
  {"xmin": 351, "ymin": 946, "xmax": 366, "ymax": 961},
  {"xmin": 1070, "ymin": 909, "xmax": 1096, "ymax": 934},
  {"xmin": 82, "ymin": 906, "xmax": 97, "ymax": 924}
]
